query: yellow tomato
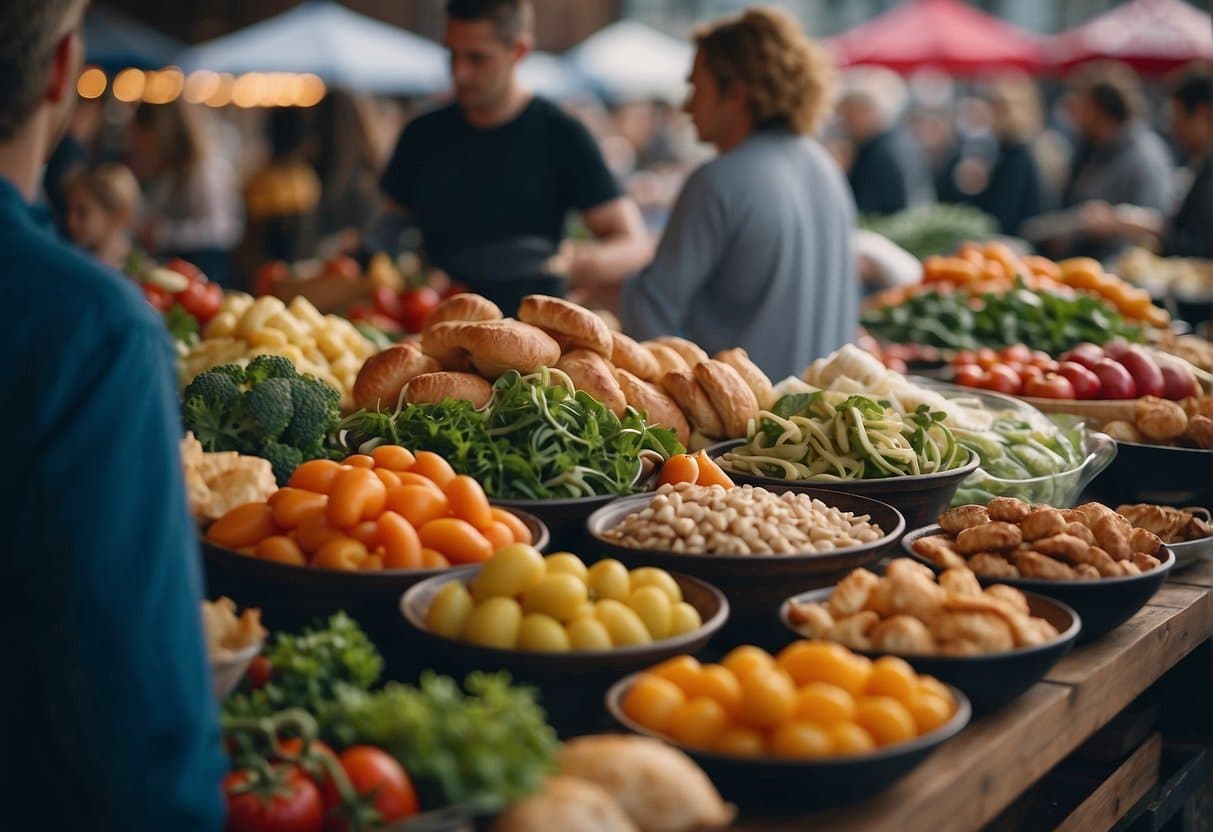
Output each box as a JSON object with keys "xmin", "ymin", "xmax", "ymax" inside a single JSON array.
[
  {"xmin": 621, "ymin": 674, "xmax": 686, "ymax": 733},
  {"xmin": 795, "ymin": 682, "xmax": 856, "ymax": 726},
  {"xmin": 587, "ymin": 559, "xmax": 631, "ymax": 602},
  {"xmin": 770, "ymin": 721, "xmax": 834, "ymax": 759},
  {"xmin": 565, "ymin": 617, "xmax": 613, "ymax": 651},
  {"xmin": 865, "ymin": 656, "xmax": 919, "ymax": 706},
  {"xmin": 460, "ymin": 597, "xmax": 522, "ymax": 649},
  {"xmin": 855, "ymin": 696, "xmax": 918, "ymax": 746},
  {"xmin": 628, "ymin": 567, "xmax": 682, "ymax": 604},
  {"xmin": 739, "ymin": 667, "xmax": 797, "ymax": 729},
  {"xmin": 667, "ymin": 697, "xmax": 729, "ymax": 749},
  {"xmin": 426, "ymin": 581, "xmax": 475, "ymax": 639},
  {"xmin": 669, "ymin": 602, "xmax": 703, "ymax": 636},
  {"xmin": 516, "ymin": 613, "xmax": 571, "ymax": 652},
  {"xmin": 543, "ymin": 552, "xmax": 588, "ymax": 581},
  {"xmin": 595, "ymin": 600, "xmax": 652, "ymax": 646},
  {"xmin": 721, "ymin": 645, "xmax": 775, "ymax": 680},
  {"xmin": 627, "ymin": 586, "xmax": 673, "ymax": 640},
  {"xmin": 470, "ymin": 543, "xmax": 546, "ymax": 601},
  {"xmin": 521, "ymin": 573, "xmax": 589, "ymax": 621}
]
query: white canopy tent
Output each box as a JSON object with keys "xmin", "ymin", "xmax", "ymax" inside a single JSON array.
[
  {"xmin": 567, "ymin": 20, "xmax": 692, "ymax": 103},
  {"xmin": 518, "ymin": 51, "xmax": 592, "ymax": 100}
]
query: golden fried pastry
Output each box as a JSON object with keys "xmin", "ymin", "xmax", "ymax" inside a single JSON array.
[
  {"xmin": 1102, "ymin": 420, "xmax": 1144, "ymax": 443},
  {"xmin": 885, "ymin": 558, "xmax": 936, "ymax": 584},
  {"xmin": 939, "ymin": 505, "xmax": 991, "ymax": 535},
  {"xmin": 421, "ymin": 293, "xmax": 503, "ymax": 335},
  {"xmin": 491, "ymin": 776, "xmax": 639, "ymax": 832},
  {"xmin": 614, "ymin": 369, "xmax": 691, "ymax": 447},
  {"xmin": 939, "ymin": 639, "xmax": 985, "ymax": 656},
  {"xmin": 426, "ymin": 319, "xmax": 562, "ymax": 379},
  {"xmin": 352, "ymin": 343, "xmax": 443, "ymax": 411},
  {"xmin": 693, "ymin": 360, "xmax": 759, "ymax": 439},
  {"xmin": 557, "ymin": 349, "xmax": 627, "ymax": 417},
  {"xmin": 984, "ymin": 584, "xmax": 1029, "ymax": 616},
  {"xmin": 967, "ymin": 553, "xmax": 1020, "ymax": 578},
  {"xmin": 518, "ymin": 295, "xmax": 612, "ymax": 357},
  {"xmin": 956, "ymin": 521, "xmax": 1022, "ymax": 554},
  {"xmin": 1118, "ymin": 561, "xmax": 1142, "ymax": 576},
  {"xmin": 1033, "ymin": 533, "xmax": 1093, "ymax": 563},
  {"xmin": 1087, "ymin": 512, "xmax": 1133, "ymax": 561},
  {"xmin": 912, "ymin": 534, "xmax": 968, "ymax": 569},
  {"xmin": 1021, "ymin": 508, "xmax": 1067, "ymax": 541},
  {"xmin": 1116, "ymin": 503, "xmax": 1212, "ymax": 543},
  {"xmin": 1059, "ymin": 508, "xmax": 1087, "ymax": 524},
  {"xmin": 201, "ymin": 597, "xmax": 266, "ymax": 658},
  {"xmin": 1135, "ymin": 395, "xmax": 1188, "ymax": 441},
  {"xmin": 1075, "ymin": 546, "xmax": 1121, "ymax": 576},
  {"xmin": 869, "ymin": 616, "xmax": 935, "ymax": 655},
  {"xmin": 1008, "ymin": 615, "xmax": 1060, "ymax": 647},
  {"xmin": 404, "ymin": 371, "xmax": 493, "ymax": 408},
  {"xmin": 1130, "ymin": 527, "xmax": 1163, "ymax": 556},
  {"xmin": 1132, "ymin": 552, "xmax": 1162, "ymax": 572},
  {"xmin": 930, "ymin": 611, "xmax": 1015, "ymax": 653},
  {"xmin": 1064, "ymin": 521, "xmax": 1097, "ymax": 546},
  {"xmin": 1184, "ymin": 415, "xmax": 1213, "ymax": 449},
  {"xmin": 649, "ymin": 335, "xmax": 709, "ymax": 368},
  {"xmin": 660, "ymin": 369, "xmax": 726, "ymax": 439},
  {"xmin": 987, "ymin": 496, "xmax": 1032, "ymax": 524},
  {"xmin": 714, "ymin": 347, "xmax": 774, "ymax": 410},
  {"xmin": 827, "ymin": 610, "xmax": 880, "ymax": 650},
  {"xmin": 643, "ymin": 342, "xmax": 691, "ymax": 378},
  {"xmin": 939, "ymin": 567, "xmax": 983, "ymax": 598},
  {"xmin": 1181, "ymin": 395, "xmax": 1213, "ymax": 419},
  {"xmin": 1073, "ymin": 563, "xmax": 1101, "ymax": 580},
  {"xmin": 787, "ymin": 601, "xmax": 834, "ymax": 638},
  {"xmin": 827, "ymin": 568, "xmax": 880, "ymax": 617},
  {"xmin": 610, "ymin": 331, "xmax": 660, "ymax": 382},
  {"xmin": 1015, "ymin": 550, "xmax": 1076, "ymax": 580},
  {"xmin": 870, "ymin": 572, "xmax": 945, "ymax": 622}
]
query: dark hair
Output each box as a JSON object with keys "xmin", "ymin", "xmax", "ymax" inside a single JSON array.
[
  {"xmin": 446, "ymin": 0, "xmax": 533, "ymax": 43},
  {"xmin": 1171, "ymin": 68, "xmax": 1212, "ymax": 116},
  {"xmin": 0, "ymin": 0, "xmax": 86, "ymax": 140},
  {"xmin": 132, "ymin": 100, "xmax": 209, "ymax": 184},
  {"xmin": 1069, "ymin": 62, "xmax": 1144, "ymax": 125}
]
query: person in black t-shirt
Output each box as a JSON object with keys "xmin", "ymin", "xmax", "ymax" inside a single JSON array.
[{"xmin": 379, "ymin": 0, "xmax": 651, "ymax": 313}]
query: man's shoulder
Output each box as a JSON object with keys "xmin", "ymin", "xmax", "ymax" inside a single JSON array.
[
  {"xmin": 526, "ymin": 96, "xmax": 590, "ymax": 135},
  {"xmin": 400, "ymin": 102, "xmax": 464, "ymax": 140}
]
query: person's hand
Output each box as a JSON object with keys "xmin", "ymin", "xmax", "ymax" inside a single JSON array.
[
  {"xmin": 545, "ymin": 240, "xmax": 577, "ymax": 279},
  {"xmin": 1079, "ymin": 200, "xmax": 1120, "ymax": 238}
]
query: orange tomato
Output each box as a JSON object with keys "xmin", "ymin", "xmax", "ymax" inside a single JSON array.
[
  {"xmin": 923, "ymin": 256, "xmax": 979, "ymax": 285},
  {"xmin": 420, "ymin": 548, "xmax": 450, "ymax": 569},
  {"xmin": 490, "ymin": 507, "xmax": 532, "ymax": 544},
  {"xmin": 207, "ymin": 503, "xmax": 277, "ymax": 550},
  {"xmin": 795, "ymin": 682, "xmax": 856, "ymax": 726},
  {"xmin": 855, "ymin": 696, "xmax": 917, "ymax": 746},
  {"xmin": 370, "ymin": 445, "xmax": 415, "ymax": 471},
  {"xmin": 342, "ymin": 454, "xmax": 376, "ymax": 469},
  {"xmin": 312, "ymin": 537, "xmax": 369, "ymax": 571},
  {"xmin": 373, "ymin": 468, "xmax": 402, "ymax": 490},
  {"xmin": 294, "ymin": 512, "xmax": 345, "ymax": 555},
  {"xmin": 385, "ymin": 485, "xmax": 450, "ymax": 528},
  {"xmin": 686, "ymin": 663, "xmax": 743, "ymax": 720},
  {"xmin": 865, "ymin": 656, "xmax": 919, "ymax": 706},
  {"xmin": 288, "ymin": 459, "xmax": 344, "ymax": 494},
  {"xmin": 770, "ymin": 721, "xmax": 834, "ymax": 759},
  {"xmin": 649, "ymin": 655, "xmax": 703, "ymax": 694},
  {"xmin": 721, "ymin": 645, "xmax": 774, "ymax": 680},
  {"xmin": 777, "ymin": 641, "xmax": 871, "ymax": 696},
  {"xmin": 666, "ymin": 697, "xmax": 729, "ymax": 749},
  {"xmin": 1022, "ymin": 254, "xmax": 1061, "ymax": 280},
  {"xmin": 378, "ymin": 511, "xmax": 422, "ymax": 569},
  {"xmin": 622, "ymin": 674, "xmax": 686, "ymax": 733},
  {"xmin": 395, "ymin": 472, "xmax": 446, "ymax": 495},
  {"xmin": 979, "ymin": 259, "xmax": 1008, "ymax": 283},
  {"xmin": 690, "ymin": 450, "xmax": 734, "ymax": 488},
  {"xmin": 268, "ymin": 488, "xmax": 329, "ymax": 530},
  {"xmin": 712, "ymin": 727, "xmax": 767, "ymax": 758},
  {"xmin": 326, "ymin": 467, "xmax": 388, "ymax": 528},
  {"xmin": 480, "ymin": 521, "xmax": 515, "ymax": 553},
  {"xmin": 955, "ymin": 242, "xmax": 985, "ymax": 265},
  {"xmin": 419, "ymin": 518, "xmax": 494, "ymax": 564},
  {"xmin": 1145, "ymin": 305, "xmax": 1171, "ymax": 328},
  {"xmin": 738, "ymin": 667, "xmax": 797, "ymax": 729},
  {"xmin": 444, "ymin": 475, "xmax": 493, "ymax": 530},
  {"xmin": 828, "ymin": 723, "xmax": 877, "ymax": 756},
  {"xmin": 255, "ymin": 535, "xmax": 306, "ymax": 567},
  {"xmin": 658, "ymin": 454, "xmax": 699, "ymax": 487},
  {"xmin": 360, "ymin": 554, "xmax": 385, "ymax": 571},
  {"xmin": 409, "ymin": 451, "xmax": 457, "ymax": 489},
  {"xmin": 908, "ymin": 693, "xmax": 953, "ymax": 734},
  {"xmin": 349, "ymin": 520, "xmax": 380, "ymax": 548}
]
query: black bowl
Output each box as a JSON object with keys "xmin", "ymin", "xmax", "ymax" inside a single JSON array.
[
  {"xmin": 492, "ymin": 494, "xmax": 625, "ymax": 553},
  {"xmin": 780, "ymin": 587, "xmax": 1081, "ymax": 713},
  {"xmin": 709, "ymin": 439, "xmax": 980, "ymax": 531},
  {"xmin": 400, "ymin": 566, "xmax": 728, "ymax": 736},
  {"xmin": 1087, "ymin": 440, "xmax": 1213, "ymax": 507},
  {"xmin": 585, "ymin": 489, "xmax": 905, "ymax": 628},
  {"xmin": 1170, "ymin": 534, "xmax": 1213, "ymax": 571},
  {"xmin": 606, "ymin": 673, "xmax": 971, "ymax": 811},
  {"xmin": 901, "ymin": 525, "xmax": 1175, "ymax": 641}
]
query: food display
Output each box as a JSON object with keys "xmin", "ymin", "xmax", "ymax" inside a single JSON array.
[
  {"xmin": 859, "ymin": 204, "xmax": 996, "ymax": 261},
  {"xmin": 912, "ymin": 498, "xmax": 1166, "ymax": 580},
  {"xmin": 204, "ymin": 446, "xmax": 534, "ymax": 570},
  {"xmin": 600, "ymin": 482, "xmax": 884, "ymax": 556},
  {"xmin": 787, "ymin": 560, "xmax": 1060, "ymax": 655},
  {"xmin": 342, "ymin": 369, "xmax": 681, "ymax": 500},
  {"xmin": 1101, "ymin": 395, "xmax": 1213, "ymax": 449},
  {"xmin": 181, "ymin": 432, "xmax": 278, "ymax": 521},
  {"xmin": 1116, "ymin": 247, "xmax": 1213, "ymax": 301},
  {"xmin": 201, "ymin": 597, "xmax": 266, "ymax": 660},
  {"xmin": 1115, "ymin": 504, "xmax": 1213, "ymax": 545},
  {"xmin": 128, "ymin": 254, "xmax": 224, "ymax": 342},
  {"xmin": 620, "ymin": 642, "xmax": 960, "ymax": 758},
  {"xmin": 180, "ymin": 292, "xmax": 376, "ymax": 409}
]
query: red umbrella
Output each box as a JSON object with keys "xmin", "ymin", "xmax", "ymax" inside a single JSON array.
[
  {"xmin": 826, "ymin": 0, "xmax": 1048, "ymax": 75},
  {"xmin": 1052, "ymin": 0, "xmax": 1213, "ymax": 75}
]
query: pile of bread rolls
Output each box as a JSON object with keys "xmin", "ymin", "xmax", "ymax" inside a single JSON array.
[{"xmin": 351, "ymin": 293, "xmax": 775, "ymax": 448}]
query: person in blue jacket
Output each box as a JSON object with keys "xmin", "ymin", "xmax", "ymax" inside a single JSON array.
[{"xmin": 0, "ymin": 2, "xmax": 226, "ymax": 829}]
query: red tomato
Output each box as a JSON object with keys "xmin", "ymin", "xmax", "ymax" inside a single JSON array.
[
  {"xmin": 975, "ymin": 347, "xmax": 1001, "ymax": 370},
  {"xmin": 321, "ymin": 746, "xmax": 419, "ymax": 831},
  {"xmin": 1019, "ymin": 364, "xmax": 1045, "ymax": 386},
  {"xmin": 400, "ymin": 287, "xmax": 441, "ymax": 333},
  {"xmin": 1117, "ymin": 348, "xmax": 1164, "ymax": 398},
  {"xmin": 324, "ymin": 256, "xmax": 361, "ymax": 281},
  {"xmin": 951, "ymin": 350, "xmax": 978, "ymax": 368},
  {"xmin": 164, "ymin": 257, "xmax": 206, "ymax": 284},
  {"xmin": 1024, "ymin": 373, "xmax": 1076, "ymax": 399},
  {"xmin": 246, "ymin": 655, "xmax": 272, "ymax": 690},
  {"xmin": 999, "ymin": 344, "xmax": 1032, "ymax": 364},
  {"xmin": 178, "ymin": 280, "xmax": 223, "ymax": 323},
  {"xmin": 255, "ymin": 261, "xmax": 291, "ymax": 296},
  {"xmin": 981, "ymin": 364, "xmax": 1022, "ymax": 395},
  {"xmin": 1057, "ymin": 361, "xmax": 1101, "ymax": 399},
  {"xmin": 1092, "ymin": 358, "xmax": 1136, "ymax": 399},
  {"xmin": 952, "ymin": 364, "xmax": 985, "ymax": 388},
  {"xmin": 1059, "ymin": 343, "xmax": 1105, "ymax": 371},
  {"xmin": 224, "ymin": 767, "xmax": 324, "ymax": 832},
  {"xmin": 372, "ymin": 286, "xmax": 403, "ymax": 323},
  {"xmin": 1028, "ymin": 350, "xmax": 1056, "ymax": 369},
  {"xmin": 143, "ymin": 284, "xmax": 174, "ymax": 311}
]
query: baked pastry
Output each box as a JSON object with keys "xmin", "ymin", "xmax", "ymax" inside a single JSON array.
[
  {"xmin": 491, "ymin": 776, "xmax": 638, "ymax": 832},
  {"xmin": 421, "ymin": 293, "xmax": 503, "ymax": 334},
  {"xmin": 420, "ymin": 321, "xmax": 475, "ymax": 371},
  {"xmin": 615, "ymin": 369, "xmax": 691, "ymax": 447},
  {"xmin": 352, "ymin": 343, "xmax": 442, "ymax": 411},
  {"xmin": 611, "ymin": 331, "xmax": 661, "ymax": 382},
  {"xmin": 714, "ymin": 347, "xmax": 774, "ymax": 409},
  {"xmin": 650, "ymin": 335, "xmax": 709, "ymax": 368},
  {"xmin": 1116, "ymin": 503, "xmax": 1213, "ymax": 544},
  {"xmin": 557, "ymin": 349, "xmax": 627, "ymax": 417},
  {"xmin": 660, "ymin": 369, "xmax": 725, "ymax": 439},
  {"xmin": 643, "ymin": 342, "xmax": 691, "ymax": 378},
  {"xmin": 518, "ymin": 294, "xmax": 612, "ymax": 357},
  {"xmin": 693, "ymin": 360, "xmax": 759, "ymax": 438},
  {"xmin": 423, "ymin": 319, "xmax": 561, "ymax": 379},
  {"xmin": 404, "ymin": 371, "xmax": 493, "ymax": 408},
  {"xmin": 557, "ymin": 735, "xmax": 734, "ymax": 832}
]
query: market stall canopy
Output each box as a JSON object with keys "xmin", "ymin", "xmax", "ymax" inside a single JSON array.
[
  {"xmin": 826, "ymin": 0, "xmax": 1048, "ymax": 75},
  {"xmin": 84, "ymin": 5, "xmax": 184, "ymax": 71},
  {"xmin": 518, "ymin": 51, "xmax": 592, "ymax": 100},
  {"xmin": 567, "ymin": 20, "xmax": 693, "ymax": 103},
  {"xmin": 178, "ymin": 1, "xmax": 448, "ymax": 95},
  {"xmin": 1050, "ymin": 0, "xmax": 1213, "ymax": 75}
]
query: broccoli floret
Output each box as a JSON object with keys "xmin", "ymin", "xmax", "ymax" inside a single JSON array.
[
  {"xmin": 245, "ymin": 354, "xmax": 298, "ymax": 385},
  {"xmin": 182, "ymin": 371, "xmax": 248, "ymax": 451},
  {"xmin": 260, "ymin": 440, "xmax": 304, "ymax": 485},
  {"xmin": 236, "ymin": 377, "xmax": 294, "ymax": 442},
  {"xmin": 207, "ymin": 364, "xmax": 247, "ymax": 386},
  {"xmin": 183, "ymin": 371, "xmax": 242, "ymax": 412},
  {"xmin": 281, "ymin": 376, "xmax": 342, "ymax": 450}
]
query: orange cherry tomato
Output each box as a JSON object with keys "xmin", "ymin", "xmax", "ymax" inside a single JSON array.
[
  {"xmin": 490, "ymin": 507, "xmax": 533, "ymax": 544},
  {"xmin": 385, "ymin": 485, "xmax": 450, "ymax": 528},
  {"xmin": 691, "ymin": 450, "xmax": 735, "ymax": 488},
  {"xmin": 269, "ymin": 488, "xmax": 329, "ymax": 530},
  {"xmin": 295, "ymin": 512, "xmax": 345, "ymax": 555},
  {"xmin": 1022, "ymin": 254, "xmax": 1061, "ymax": 280},
  {"xmin": 350, "ymin": 520, "xmax": 381, "ymax": 548},
  {"xmin": 418, "ymin": 518, "xmax": 493, "ymax": 564},
  {"xmin": 409, "ymin": 451, "xmax": 457, "ymax": 489},
  {"xmin": 360, "ymin": 554, "xmax": 385, "ymax": 572},
  {"xmin": 327, "ymin": 467, "xmax": 388, "ymax": 528},
  {"xmin": 342, "ymin": 454, "xmax": 376, "ymax": 469},
  {"xmin": 378, "ymin": 511, "xmax": 422, "ymax": 569},
  {"xmin": 396, "ymin": 472, "xmax": 447, "ymax": 496},
  {"xmin": 370, "ymin": 445, "xmax": 415, "ymax": 472},
  {"xmin": 420, "ymin": 548, "xmax": 450, "ymax": 569},
  {"xmin": 207, "ymin": 503, "xmax": 277, "ymax": 550},
  {"xmin": 480, "ymin": 521, "xmax": 515, "ymax": 552},
  {"xmin": 444, "ymin": 475, "xmax": 493, "ymax": 530},
  {"xmin": 374, "ymin": 468, "xmax": 403, "ymax": 490},
  {"xmin": 288, "ymin": 459, "xmax": 343, "ymax": 494},
  {"xmin": 313, "ymin": 537, "xmax": 368, "ymax": 571},
  {"xmin": 255, "ymin": 535, "xmax": 306, "ymax": 567},
  {"xmin": 658, "ymin": 454, "xmax": 699, "ymax": 487}
]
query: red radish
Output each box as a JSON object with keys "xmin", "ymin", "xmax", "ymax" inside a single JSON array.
[
  {"xmin": 1057, "ymin": 361, "xmax": 1102, "ymax": 399},
  {"xmin": 1092, "ymin": 358, "xmax": 1136, "ymax": 399},
  {"xmin": 1116, "ymin": 347, "xmax": 1164, "ymax": 398},
  {"xmin": 1060, "ymin": 342, "xmax": 1105, "ymax": 370}
]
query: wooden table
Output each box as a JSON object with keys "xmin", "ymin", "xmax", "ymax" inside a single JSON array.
[{"xmin": 739, "ymin": 559, "xmax": 1213, "ymax": 832}]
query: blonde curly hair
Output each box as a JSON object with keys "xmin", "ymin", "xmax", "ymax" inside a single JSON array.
[{"xmin": 694, "ymin": 6, "xmax": 836, "ymax": 136}]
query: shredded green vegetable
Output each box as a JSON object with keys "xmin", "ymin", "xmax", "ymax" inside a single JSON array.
[{"xmin": 721, "ymin": 392, "xmax": 967, "ymax": 481}]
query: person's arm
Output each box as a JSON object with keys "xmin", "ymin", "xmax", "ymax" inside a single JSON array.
[
  {"xmin": 618, "ymin": 168, "xmax": 728, "ymax": 339},
  {"xmin": 35, "ymin": 318, "xmax": 225, "ymax": 830},
  {"xmin": 564, "ymin": 196, "xmax": 653, "ymax": 291}
]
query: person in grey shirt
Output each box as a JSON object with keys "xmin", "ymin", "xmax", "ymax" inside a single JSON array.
[{"xmin": 613, "ymin": 7, "xmax": 857, "ymax": 381}]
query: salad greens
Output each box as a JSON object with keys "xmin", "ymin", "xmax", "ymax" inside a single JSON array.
[
  {"xmin": 859, "ymin": 204, "xmax": 996, "ymax": 260},
  {"xmin": 340, "ymin": 369, "xmax": 683, "ymax": 499}
]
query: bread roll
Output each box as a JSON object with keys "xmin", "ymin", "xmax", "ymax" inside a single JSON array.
[
  {"xmin": 557, "ymin": 349, "xmax": 627, "ymax": 417},
  {"xmin": 405, "ymin": 371, "xmax": 493, "ymax": 408},
  {"xmin": 644, "ymin": 342, "xmax": 691, "ymax": 379},
  {"xmin": 661, "ymin": 369, "xmax": 726, "ymax": 439},
  {"xmin": 421, "ymin": 293, "xmax": 503, "ymax": 335},
  {"xmin": 352, "ymin": 343, "xmax": 441, "ymax": 411},
  {"xmin": 518, "ymin": 294, "xmax": 612, "ymax": 357},
  {"xmin": 694, "ymin": 360, "xmax": 759, "ymax": 438},
  {"xmin": 558, "ymin": 735, "xmax": 734, "ymax": 832},
  {"xmin": 492, "ymin": 776, "xmax": 638, "ymax": 832},
  {"xmin": 714, "ymin": 347, "xmax": 774, "ymax": 409},
  {"xmin": 610, "ymin": 331, "xmax": 661, "ymax": 382},
  {"xmin": 615, "ymin": 369, "xmax": 691, "ymax": 447},
  {"xmin": 423, "ymin": 319, "xmax": 560, "ymax": 379},
  {"xmin": 420, "ymin": 321, "xmax": 475, "ymax": 372},
  {"xmin": 650, "ymin": 336, "xmax": 709, "ymax": 368}
]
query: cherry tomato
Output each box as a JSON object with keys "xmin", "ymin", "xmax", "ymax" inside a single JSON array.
[
  {"xmin": 952, "ymin": 364, "xmax": 985, "ymax": 388},
  {"xmin": 1024, "ymin": 373, "xmax": 1076, "ymax": 399},
  {"xmin": 1028, "ymin": 350, "xmax": 1056, "ymax": 369},
  {"xmin": 177, "ymin": 279, "xmax": 222, "ymax": 323},
  {"xmin": 999, "ymin": 344, "xmax": 1031, "ymax": 364},
  {"xmin": 951, "ymin": 350, "xmax": 978, "ymax": 368},
  {"xmin": 1092, "ymin": 358, "xmax": 1136, "ymax": 399},
  {"xmin": 224, "ymin": 767, "xmax": 323, "ymax": 832},
  {"xmin": 164, "ymin": 257, "xmax": 206, "ymax": 284},
  {"xmin": 1117, "ymin": 347, "xmax": 1164, "ymax": 398},
  {"xmin": 1059, "ymin": 343, "xmax": 1105, "ymax": 371},
  {"xmin": 1018, "ymin": 364, "xmax": 1045, "ymax": 386},
  {"xmin": 1057, "ymin": 361, "xmax": 1101, "ymax": 400},
  {"xmin": 975, "ymin": 347, "xmax": 1000, "ymax": 370},
  {"xmin": 400, "ymin": 287, "xmax": 441, "ymax": 333},
  {"xmin": 254, "ymin": 260, "xmax": 291, "ymax": 296},
  {"xmin": 372, "ymin": 286, "xmax": 403, "ymax": 323},
  {"xmin": 143, "ymin": 284, "xmax": 174, "ymax": 311},
  {"xmin": 246, "ymin": 655, "xmax": 272, "ymax": 690},
  {"xmin": 324, "ymin": 255, "xmax": 362, "ymax": 281},
  {"xmin": 320, "ymin": 746, "xmax": 419, "ymax": 830},
  {"xmin": 981, "ymin": 364, "xmax": 1022, "ymax": 395}
]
